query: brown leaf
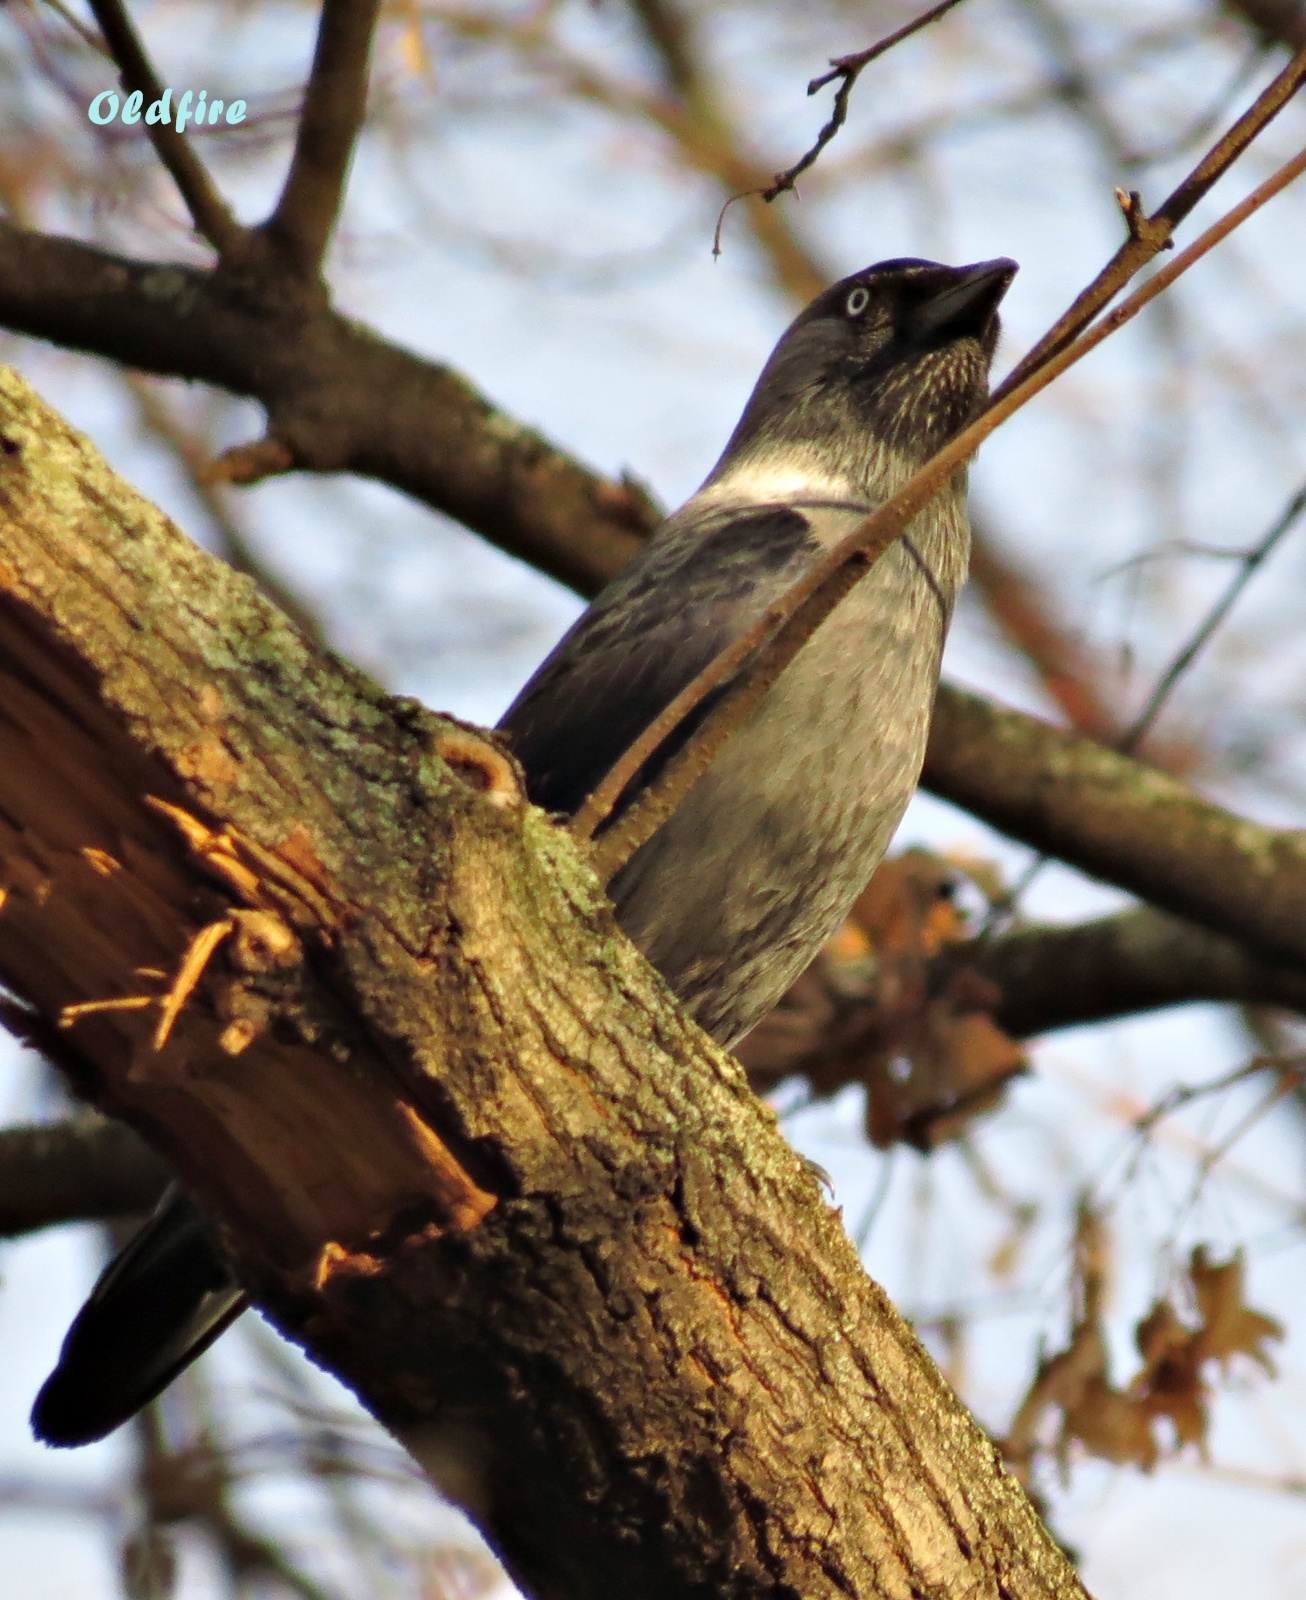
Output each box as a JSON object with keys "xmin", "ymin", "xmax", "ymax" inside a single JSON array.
[
  {"xmin": 1063, "ymin": 1375, "xmax": 1158, "ymax": 1471},
  {"xmin": 850, "ymin": 849, "xmax": 966, "ymax": 957},
  {"xmin": 738, "ymin": 848, "xmax": 1026, "ymax": 1146},
  {"xmin": 1133, "ymin": 1299, "xmax": 1207, "ymax": 1453},
  {"xmin": 1189, "ymin": 1247, "xmax": 1284, "ymax": 1373}
]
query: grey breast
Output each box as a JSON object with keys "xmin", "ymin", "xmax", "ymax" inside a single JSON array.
[{"xmin": 498, "ymin": 492, "xmax": 970, "ymax": 1048}]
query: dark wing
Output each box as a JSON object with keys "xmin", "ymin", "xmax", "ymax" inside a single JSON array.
[
  {"xmin": 498, "ymin": 504, "xmax": 822, "ymax": 820},
  {"xmin": 32, "ymin": 1185, "xmax": 246, "ymax": 1447}
]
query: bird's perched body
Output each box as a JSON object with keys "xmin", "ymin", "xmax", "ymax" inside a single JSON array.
[
  {"xmin": 33, "ymin": 255, "xmax": 1014, "ymax": 1447},
  {"xmin": 502, "ymin": 254, "xmax": 1016, "ymax": 1044}
]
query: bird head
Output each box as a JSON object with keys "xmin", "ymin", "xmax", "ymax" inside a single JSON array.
[{"xmin": 708, "ymin": 256, "xmax": 1018, "ymax": 498}]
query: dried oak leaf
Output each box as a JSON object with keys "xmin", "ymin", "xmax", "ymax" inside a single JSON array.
[
  {"xmin": 1063, "ymin": 1374, "xmax": 1159, "ymax": 1471},
  {"xmin": 1007, "ymin": 1320, "xmax": 1159, "ymax": 1475}
]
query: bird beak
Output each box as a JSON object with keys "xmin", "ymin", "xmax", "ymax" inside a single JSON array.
[{"xmin": 910, "ymin": 258, "xmax": 1018, "ymax": 341}]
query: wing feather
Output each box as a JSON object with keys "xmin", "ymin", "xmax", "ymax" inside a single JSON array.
[{"xmin": 498, "ymin": 504, "xmax": 824, "ymax": 820}]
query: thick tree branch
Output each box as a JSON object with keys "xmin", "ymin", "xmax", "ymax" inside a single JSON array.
[
  {"xmin": 924, "ymin": 686, "xmax": 1306, "ymax": 970},
  {"xmin": 0, "ymin": 223, "xmax": 656, "ymax": 593},
  {"xmin": 9, "ymin": 899, "xmax": 1303, "ymax": 1249},
  {"xmin": 262, "ymin": 0, "xmax": 382, "ymax": 279},
  {"xmin": 977, "ymin": 906, "xmax": 1306, "ymax": 1039},
  {"xmin": 0, "ymin": 1115, "xmax": 170, "ymax": 1236},
  {"xmin": 0, "ymin": 364, "xmax": 1085, "ymax": 1600}
]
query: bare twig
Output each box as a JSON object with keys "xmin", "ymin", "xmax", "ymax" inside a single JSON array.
[
  {"xmin": 85, "ymin": 0, "xmax": 246, "ymax": 256},
  {"xmin": 575, "ymin": 139, "xmax": 1306, "ymax": 878},
  {"xmin": 761, "ymin": 0, "xmax": 973, "ymax": 203},
  {"xmin": 994, "ymin": 40, "xmax": 1306, "ymax": 399},
  {"xmin": 263, "ymin": 0, "xmax": 382, "ymax": 277},
  {"xmin": 1120, "ymin": 476, "xmax": 1306, "ymax": 752},
  {"xmin": 1132, "ymin": 1055, "xmax": 1291, "ymax": 1137}
]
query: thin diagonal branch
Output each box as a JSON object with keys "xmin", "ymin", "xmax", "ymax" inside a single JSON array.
[
  {"xmin": 1121, "ymin": 475, "xmax": 1306, "ymax": 751},
  {"xmin": 994, "ymin": 39, "xmax": 1306, "ymax": 399},
  {"xmin": 262, "ymin": 0, "xmax": 383, "ymax": 278},
  {"xmin": 583, "ymin": 553, "xmax": 870, "ymax": 876},
  {"xmin": 574, "ymin": 138, "xmax": 1306, "ymax": 877},
  {"xmin": 85, "ymin": 0, "xmax": 247, "ymax": 256}
]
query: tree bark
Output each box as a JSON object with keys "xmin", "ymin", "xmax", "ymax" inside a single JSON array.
[{"xmin": 0, "ymin": 364, "xmax": 1086, "ymax": 1598}]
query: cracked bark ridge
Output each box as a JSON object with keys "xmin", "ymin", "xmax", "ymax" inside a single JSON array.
[{"xmin": 0, "ymin": 362, "xmax": 1086, "ymax": 1599}]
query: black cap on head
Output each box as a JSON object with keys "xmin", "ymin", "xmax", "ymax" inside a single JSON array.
[{"xmin": 718, "ymin": 254, "xmax": 1019, "ymax": 472}]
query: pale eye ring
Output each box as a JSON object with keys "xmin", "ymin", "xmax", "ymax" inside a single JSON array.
[{"xmin": 845, "ymin": 285, "xmax": 870, "ymax": 317}]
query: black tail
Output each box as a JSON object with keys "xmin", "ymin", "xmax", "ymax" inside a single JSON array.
[{"xmin": 32, "ymin": 1185, "xmax": 247, "ymax": 1447}]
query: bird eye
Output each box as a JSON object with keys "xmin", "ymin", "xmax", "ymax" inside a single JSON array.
[{"xmin": 845, "ymin": 286, "xmax": 870, "ymax": 317}]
